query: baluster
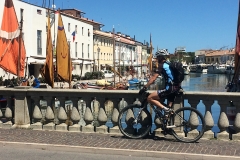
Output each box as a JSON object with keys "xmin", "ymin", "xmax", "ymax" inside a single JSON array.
[
  {"xmin": 154, "ymin": 112, "xmax": 164, "ymax": 137},
  {"xmin": 109, "ymin": 100, "xmax": 121, "ymax": 134},
  {"xmin": 82, "ymin": 98, "xmax": 94, "ymax": 133},
  {"xmin": 0, "ymin": 106, "xmax": 3, "ymax": 128},
  {"xmin": 217, "ymin": 100, "xmax": 229, "ymax": 140},
  {"xmin": 96, "ymin": 98, "xmax": 108, "ymax": 133},
  {"xmin": 119, "ymin": 98, "xmax": 128, "ymax": 111},
  {"xmin": 153, "ymin": 98, "xmax": 164, "ymax": 137},
  {"xmin": 3, "ymin": 96, "xmax": 13, "ymax": 129},
  {"xmin": 168, "ymin": 96, "xmax": 184, "ymax": 137},
  {"xmin": 43, "ymin": 97, "xmax": 55, "ymax": 130},
  {"xmin": 69, "ymin": 98, "xmax": 80, "ymax": 132},
  {"xmin": 133, "ymin": 98, "xmax": 151, "ymax": 135},
  {"xmin": 31, "ymin": 96, "xmax": 42, "ymax": 130},
  {"xmin": 202, "ymin": 100, "xmax": 214, "ymax": 139},
  {"xmin": 187, "ymin": 99, "xmax": 200, "ymax": 139},
  {"xmin": 78, "ymin": 99, "xmax": 86, "ymax": 127},
  {"xmin": 56, "ymin": 98, "xmax": 68, "ymax": 131},
  {"xmin": 124, "ymin": 106, "xmax": 135, "ymax": 134},
  {"xmin": 232, "ymin": 100, "xmax": 240, "ymax": 140},
  {"xmin": 104, "ymin": 99, "xmax": 114, "ymax": 132},
  {"xmin": 133, "ymin": 98, "xmax": 141, "ymax": 105}
]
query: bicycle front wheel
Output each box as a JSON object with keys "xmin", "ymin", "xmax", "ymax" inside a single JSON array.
[
  {"xmin": 118, "ymin": 104, "xmax": 152, "ymax": 139},
  {"xmin": 169, "ymin": 107, "xmax": 206, "ymax": 143}
]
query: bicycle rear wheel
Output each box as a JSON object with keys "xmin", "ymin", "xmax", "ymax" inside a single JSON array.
[
  {"xmin": 118, "ymin": 104, "xmax": 152, "ymax": 139},
  {"xmin": 169, "ymin": 107, "xmax": 206, "ymax": 143}
]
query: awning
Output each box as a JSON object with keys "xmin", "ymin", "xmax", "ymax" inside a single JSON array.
[
  {"xmin": 27, "ymin": 57, "xmax": 46, "ymax": 64},
  {"xmin": 83, "ymin": 61, "xmax": 93, "ymax": 65},
  {"xmin": 72, "ymin": 59, "xmax": 82, "ymax": 65},
  {"xmin": 27, "ymin": 57, "xmax": 58, "ymax": 65}
]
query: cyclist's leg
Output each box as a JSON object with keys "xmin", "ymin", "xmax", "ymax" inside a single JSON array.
[{"xmin": 147, "ymin": 91, "xmax": 165, "ymax": 109}]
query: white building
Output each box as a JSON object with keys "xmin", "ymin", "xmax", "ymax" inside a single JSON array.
[{"xmin": 0, "ymin": 0, "xmax": 98, "ymax": 80}]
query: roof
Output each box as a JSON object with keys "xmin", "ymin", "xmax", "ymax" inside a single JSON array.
[
  {"xmin": 205, "ymin": 49, "xmax": 235, "ymax": 57},
  {"xmin": 93, "ymin": 30, "xmax": 135, "ymax": 45}
]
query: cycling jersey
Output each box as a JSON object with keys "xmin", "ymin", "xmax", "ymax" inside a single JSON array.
[
  {"xmin": 156, "ymin": 62, "xmax": 180, "ymax": 102},
  {"xmin": 157, "ymin": 62, "xmax": 173, "ymax": 90}
]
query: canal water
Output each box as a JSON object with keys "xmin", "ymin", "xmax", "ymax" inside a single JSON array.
[
  {"xmin": 182, "ymin": 73, "xmax": 232, "ymax": 135},
  {"xmin": 181, "ymin": 72, "xmax": 230, "ymax": 92}
]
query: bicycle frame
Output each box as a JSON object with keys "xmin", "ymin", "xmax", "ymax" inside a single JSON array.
[{"xmin": 138, "ymin": 91, "xmax": 186, "ymax": 131}]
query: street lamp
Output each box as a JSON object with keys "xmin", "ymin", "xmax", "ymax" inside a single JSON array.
[{"xmin": 97, "ymin": 47, "xmax": 100, "ymax": 71}]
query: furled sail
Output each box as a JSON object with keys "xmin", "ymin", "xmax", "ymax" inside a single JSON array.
[{"xmin": 56, "ymin": 11, "xmax": 72, "ymax": 84}]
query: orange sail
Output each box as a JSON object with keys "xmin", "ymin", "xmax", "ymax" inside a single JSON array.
[
  {"xmin": 56, "ymin": 11, "xmax": 72, "ymax": 84},
  {"xmin": 40, "ymin": 11, "xmax": 54, "ymax": 88},
  {"xmin": 0, "ymin": 0, "xmax": 26, "ymax": 77}
]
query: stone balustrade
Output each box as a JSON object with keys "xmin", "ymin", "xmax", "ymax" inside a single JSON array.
[{"xmin": 0, "ymin": 87, "xmax": 239, "ymax": 141}]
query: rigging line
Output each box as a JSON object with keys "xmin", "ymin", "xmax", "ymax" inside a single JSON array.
[
  {"xmin": 42, "ymin": 0, "xmax": 46, "ymax": 8},
  {"xmin": 48, "ymin": 0, "xmax": 50, "ymax": 9}
]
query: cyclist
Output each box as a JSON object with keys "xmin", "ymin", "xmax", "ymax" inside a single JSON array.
[{"xmin": 139, "ymin": 49, "xmax": 181, "ymax": 116}]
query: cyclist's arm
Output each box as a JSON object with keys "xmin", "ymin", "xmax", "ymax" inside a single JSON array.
[{"xmin": 144, "ymin": 73, "xmax": 159, "ymax": 88}]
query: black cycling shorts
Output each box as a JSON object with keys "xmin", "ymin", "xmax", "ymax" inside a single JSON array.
[{"xmin": 157, "ymin": 84, "xmax": 180, "ymax": 102}]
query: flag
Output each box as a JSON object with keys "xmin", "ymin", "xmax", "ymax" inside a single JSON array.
[
  {"xmin": 56, "ymin": 11, "xmax": 72, "ymax": 84},
  {"xmin": 147, "ymin": 33, "xmax": 153, "ymax": 72},
  {"xmin": 0, "ymin": 0, "xmax": 26, "ymax": 77},
  {"xmin": 233, "ymin": 0, "xmax": 240, "ymax": 83},
  {"xmin": 72, "ymin": 31, "xmax": 76, "ymax": 42},
  {"xmin": 40, "ymin": 10, "xmax": 54, "ymax": 88}
]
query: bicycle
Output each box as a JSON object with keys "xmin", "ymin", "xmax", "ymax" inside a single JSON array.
[{"xmin": 118, "ymin": 89, "xmax": 206, "ymax": 143}]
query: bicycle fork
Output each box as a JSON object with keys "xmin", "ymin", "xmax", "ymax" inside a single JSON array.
[{"xmin": 132, "ymin": 107, "xmax": 144, "ymax": 125}]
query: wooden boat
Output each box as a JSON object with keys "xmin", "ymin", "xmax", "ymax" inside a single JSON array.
[{"xmin": 74, "ymin": 82, "xmax": 128, "ymax": 90}]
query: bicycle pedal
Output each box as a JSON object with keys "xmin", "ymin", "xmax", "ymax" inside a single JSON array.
[{"xmin": 166, "ymin": 125, "xmax": 176, "ymax": 128}]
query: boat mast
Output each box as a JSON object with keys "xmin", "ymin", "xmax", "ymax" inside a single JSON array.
[
  {"xmin": 118, "ymin": 37, "xmax": 121, "ymax": 82},
  {"xmin": 18, "ymin": 9, "xmax": 24, "ymax": 78},
  {"xmin": 68, "ymin": 41, "xmax": 71, "ymax": 88},
  {"xmin": 113, "ymin": 27, "xmax": 116, "ymax": 87}
]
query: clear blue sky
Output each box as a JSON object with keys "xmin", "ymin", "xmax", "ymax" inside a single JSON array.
[{"xmin": 29, "ymin": 0, "xmax": 239, "ymax": 53}]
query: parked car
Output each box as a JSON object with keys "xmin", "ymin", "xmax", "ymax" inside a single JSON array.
[{"xmin": 101, "ymin": 70, "xmax": 114, "ymax": 78}]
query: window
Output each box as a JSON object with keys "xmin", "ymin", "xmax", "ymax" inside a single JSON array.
[
  {"xmin": 82, "ymin": 43, "xmax": 84, "ymax": 58},
  {"xmin": 37, "ymin": 9, "xmax": 42, "ymax": 15},
  {"xmin": 75, "ymin": 42, "xmax": 78, "ymax": 57},
  {"xmin": 88, "ymin": 44, "xmax": 90, "ymax": 58},
  {"xmin": 75, "ymin": 25, "xmax": 77, "ymax": 34},
  {"xmin": 82, "ymin": 27, "xmax": 84, "ymax": 35},
  {"xmin": 37, "ymin": 30, "xmax": 42, "ymax": 55},
  {"xmin": 88, "ymin": 29, "xmax": 90, "ymax": 37},
  {"xmin": 68, "ymin": 23, "xmax": 70, "ymax": 32},
  {"xmin": 68, "ymin": 41, "xmax": 71, "ymax": 55}
]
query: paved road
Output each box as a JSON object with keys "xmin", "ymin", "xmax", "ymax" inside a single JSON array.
[
  {"xmin": 0, "ymin": 128, "xmax": 239, "ymax": 160},
  {"xmin": 0, "ymin": 143, "xmax": 170, "ymax": 160}
]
